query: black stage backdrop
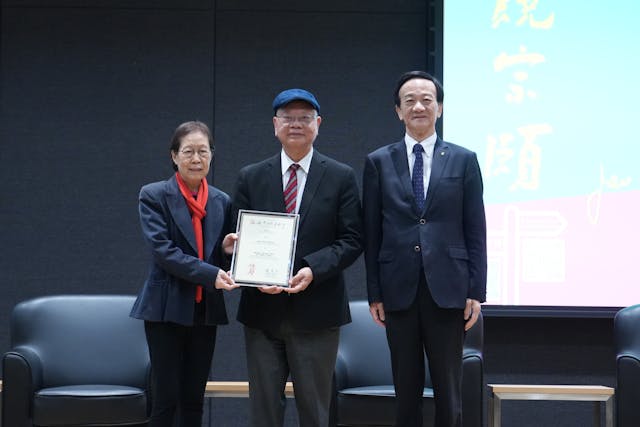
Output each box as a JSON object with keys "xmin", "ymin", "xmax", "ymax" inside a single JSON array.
[{"xmin": 0, "ymin": 1, "xmax": 614, "ymax": 426}]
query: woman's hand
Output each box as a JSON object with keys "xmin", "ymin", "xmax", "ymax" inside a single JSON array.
[{"xmin": 214, "ymin": 269, "xmax": 239, "ymax": 291}]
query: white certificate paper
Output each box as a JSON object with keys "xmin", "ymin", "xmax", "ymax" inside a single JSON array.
[{"xmin": 231, "ymin": 210, "xmax": 300, "ymax": 287}]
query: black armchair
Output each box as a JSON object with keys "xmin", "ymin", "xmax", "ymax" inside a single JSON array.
[
  {"xmin": 614, "ymin": 303, "xmax": 640, "ymax": 427},
  {"xmin": 333, "ymin": 300, "xmax": 484, "ymax": 427},
  {"xmin": 2, "ymin": 295, "xmax": 150, "ymax": 427}
]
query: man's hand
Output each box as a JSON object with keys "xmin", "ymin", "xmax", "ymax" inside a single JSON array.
[
  {"xmin": 369, "ymin": 302, "xmax": 386, "ymax": 327},
  {"xmin": 222, "ymin": 233, "xmax": 238, "ymax": 255},
  {"xmin": 464, "ymin": 298, "xmax": 481, "ymax": 331},
  {"xmin": 258, "ymin": 285, "xmax": 285, "ymax": 294},
  {"xmin": 214, "ymin": 270, "xmax": 239, "ymax": 291},
  {"xmin": 284, "ymin": 267, "xmax": 313, "ymax": 294}
]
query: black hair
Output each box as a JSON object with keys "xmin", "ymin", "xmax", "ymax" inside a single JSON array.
[
  {"xmin": 393, "ymin": 71, "xmax": 444, "ymax": 106},
  {"xmin": 169, "ymin": 121, "xmax": 214, "ymax": 171}
]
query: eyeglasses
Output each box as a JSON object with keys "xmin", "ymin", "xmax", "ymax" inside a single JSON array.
[
  {"xmin": 276, "ymin": 115, "xmax": 317, "ymax": 125},
  {"xmin": 178, "ymin": 147, "xmax": 212, "ymax": 159}
]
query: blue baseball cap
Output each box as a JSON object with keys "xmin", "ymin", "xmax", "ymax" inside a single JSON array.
[{"xmin": 272, "ymin": 88, "xmax": 321, "ymax": 114}]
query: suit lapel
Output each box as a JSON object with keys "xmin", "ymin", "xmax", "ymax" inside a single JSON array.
[
  {"xmin": 267, "ymin": 155, "xmax": 287, "ymax": 212},
  {"xmin": 166, "ymin": 176, "xmax": 198, "ymax": 254},
  {"xmin": 424, "ymin": 138, "xmax": 450, "ymax": 213},
  {"xmin": 390, "ymin": 140, "xmax": 419, "ymax": 213},
  {"xmin": 203, "ymin": 190, "xmax": 218, "ymax": 261},
  {"xmin": 298, "ymin": 151, "xmax": 327, "ymax": 227}
]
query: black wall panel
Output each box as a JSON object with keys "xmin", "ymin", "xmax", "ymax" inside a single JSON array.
[
  {"xmin": 0, "ymin": 1, "xmax": 214, "ymax": 363},
  {"xmin": 0, "ymin": 1, "xmax": 616, "ymax": 426}
]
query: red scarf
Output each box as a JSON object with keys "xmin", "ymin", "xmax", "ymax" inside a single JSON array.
[{"xmin": 175, "ymin": 172, "xmax": 208, "ymax": 303}]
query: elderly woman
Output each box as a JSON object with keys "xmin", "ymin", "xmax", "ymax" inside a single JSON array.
[{"xmin": 130, "ymin": 121, "xmax": 238, "ymax": 427}]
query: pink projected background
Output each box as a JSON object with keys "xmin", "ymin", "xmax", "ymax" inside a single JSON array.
[{"xmin": 485, "ymin": 191, "xmax": 639, "ymax": 307}]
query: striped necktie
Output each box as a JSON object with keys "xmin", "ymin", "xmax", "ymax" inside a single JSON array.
[{"xmin": 284, "ymin": 164, "xmax": 300, "ymax": 213}]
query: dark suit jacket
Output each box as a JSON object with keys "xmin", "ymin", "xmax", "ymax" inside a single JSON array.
[
  {"xmin": 363, "ymin": 138, "xmax": 487, "ymax": 311},
  {"xmin": 232, "ymin": 151, "xmax": 363, "ymax": 331},
  {"xmin": 130, "ymin": 175, "xmax": 231, "ymax": 326}
]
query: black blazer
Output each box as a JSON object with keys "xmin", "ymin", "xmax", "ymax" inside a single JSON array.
[
  {"xmin": 232, "ymin": 151, "xmax": 363, "ymax": 331},
  {"xmin": 130, "ymin": 175, "xmax": 231, "ymax": 326},
  {"xmin": 363, "ymin": 138, "xmax": 487, "ymax": 311}
]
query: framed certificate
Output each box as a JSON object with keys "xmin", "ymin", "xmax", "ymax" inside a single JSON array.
[{"xmin": 230, "ymin": 210, "xmax": 300, "ymax": 287}]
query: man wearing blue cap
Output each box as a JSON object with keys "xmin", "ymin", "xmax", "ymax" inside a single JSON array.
[{"xmin": 231, "ymin": 88, "xmax": 363, "ymax": 427}]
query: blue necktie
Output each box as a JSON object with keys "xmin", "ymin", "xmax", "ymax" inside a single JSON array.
[{"xmin": 412, "ymin": 144, "xmax": 425, "ymax": 212}]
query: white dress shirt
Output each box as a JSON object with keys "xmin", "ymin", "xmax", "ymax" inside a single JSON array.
[
  {"xmin": 281, "ymin": 148, "xmax": 313, "ymax": 214},
  {"xmin": 405, "ymin": 133, "xmax": 437, "ymax": 199}
]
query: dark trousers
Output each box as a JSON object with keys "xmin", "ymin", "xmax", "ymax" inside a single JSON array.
[
  {"xmin": 384, "ymin": 277, "xmax": 465, "ymax": 427},
  {"xmin": 144, "ymin": 320, "xmax": 217, "ymax": 427},
  {"xmin": 244, "ymin": 321, "xmax": 340, "ymax": 427}
]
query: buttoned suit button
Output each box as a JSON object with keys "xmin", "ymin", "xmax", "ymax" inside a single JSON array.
[
  {"xmin": 419, "ymin": 219, "xmax": 426, "ymax": 224},
  {"xmin": 414, "ymin": 245, "xmax": 421, "ymax": 252}
]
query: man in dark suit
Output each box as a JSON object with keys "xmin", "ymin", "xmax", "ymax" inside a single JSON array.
[
  {"xmin": 363, "ymin": 71, "xmax": 487, "ymax": 427},
  {"xmin": 232, "ymin": 88, "xmax": 363, "ymax": 427}
]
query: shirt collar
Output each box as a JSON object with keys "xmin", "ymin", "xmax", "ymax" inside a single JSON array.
[
  {"xmin": 404, "ymin": 133, "xmax": 437, "ymax": 157},
  {"xmin": 281, "ymin": 148, "xmax": 313, "ymax": 175}
]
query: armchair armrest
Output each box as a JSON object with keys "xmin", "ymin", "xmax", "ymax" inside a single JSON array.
[
  {"xmin": 616, "ymin": 355, "xmax": 640, "ymax": 427},
  {"xmin": 2, "ymin": 346, "xmax": 44, "ymax": 427},
  {"xmin": 334, "ymin": 352, "xmax": 349, "ymax": 391}
]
